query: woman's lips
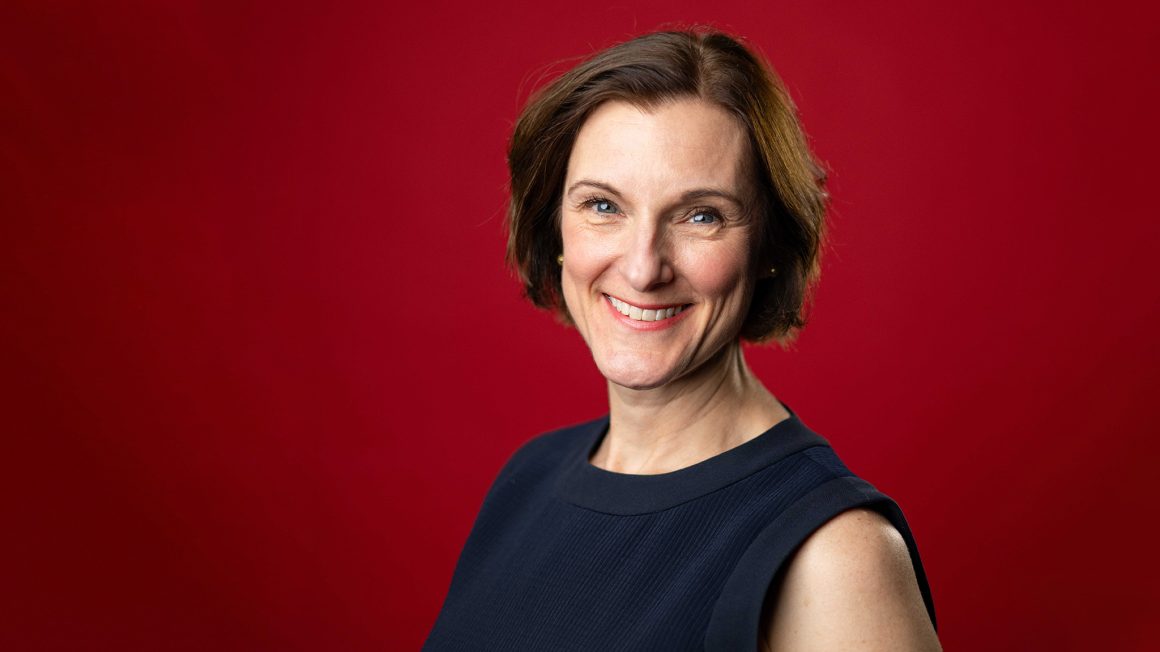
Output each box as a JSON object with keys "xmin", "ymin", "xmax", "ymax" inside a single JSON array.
[{"xmin": 603, "ymin": 293, "xmax": 692, "ymax": 325}]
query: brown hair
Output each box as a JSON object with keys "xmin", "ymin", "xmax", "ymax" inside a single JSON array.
[{"xmin": 505, "ymin": 28, "xmax": 829, "ymax": 344}]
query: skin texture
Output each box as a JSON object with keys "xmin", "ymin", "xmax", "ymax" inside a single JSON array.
[
  {"xmin": 560, "ymin": 97, "xmax": 940, "ymax": 648},
  {"xmin": 760, "ymin": 509, "xmax": 942, "ymax": 651}
]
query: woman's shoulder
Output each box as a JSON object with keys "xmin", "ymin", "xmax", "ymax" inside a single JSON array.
[
  {"xmin": 775, "ymin": 508, "xmax": 922, "ymax": 609},
  {"xmin": 491, "ymin": 416, "xmax": 607, "ymax": 484},
  {"xmin": 704, "ymin": 429, "xmax": 938, "ymax": 650},
  {"xmin": 512, "ymin": 415, "xmax": 605, "ymax": 462},
  {"xmin": 760, "ymin": 507, "xmax": 942, "ymax": 650}
]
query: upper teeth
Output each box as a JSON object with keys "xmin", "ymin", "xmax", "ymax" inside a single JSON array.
[{"xmin": 606, "ymin": 295, "xmax": 686, "ymax": 321}]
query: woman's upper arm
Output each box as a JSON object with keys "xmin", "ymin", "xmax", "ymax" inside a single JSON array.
[{"xmin": 761, "ymin": 508, "xmax": 941, "ymax": 652}]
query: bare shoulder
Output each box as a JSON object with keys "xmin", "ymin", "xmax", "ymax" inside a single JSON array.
[{"xmin": 760, "ymin": 508, "xmax": 941, "ymax": 652}]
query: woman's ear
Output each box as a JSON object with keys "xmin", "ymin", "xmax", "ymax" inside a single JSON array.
[{"xmin": 754, "ymin": 257, "xmax": 778, "ymax": 280}]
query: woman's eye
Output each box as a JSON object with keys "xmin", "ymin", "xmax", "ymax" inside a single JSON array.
[
  {"xmin": 592, "ymin": 200, "xmax": 617, "ymax": 214},
  {"xmin": 690, "ymin": 211, "xmax": 719, "ymax": 225}
]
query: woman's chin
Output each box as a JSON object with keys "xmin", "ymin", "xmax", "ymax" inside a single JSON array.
[
  {"xmin": 594, "ymin": 356, "xmax": 681, "ymax": 391},
  {"xmin": 607, "ymin": 376, "xmax": 669, "ymax": 391}
]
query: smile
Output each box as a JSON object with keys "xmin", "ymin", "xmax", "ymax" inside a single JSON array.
[{"xmin": 604, "ymin": 294, "xmax": 690, "ymax": 322}]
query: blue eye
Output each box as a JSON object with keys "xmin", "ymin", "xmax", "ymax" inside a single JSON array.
[
  {"xmin": 593, "ymin": 200, "xmax": 617, "ymax": 214},
  {"xmin": 691, "ymin": 211, "xmax": 719, "ymax": 224}
]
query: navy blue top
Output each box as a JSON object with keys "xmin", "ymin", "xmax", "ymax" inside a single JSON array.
[{"xmin": 424, "ymin": 405, "xmax": 936, "ymax": 651}]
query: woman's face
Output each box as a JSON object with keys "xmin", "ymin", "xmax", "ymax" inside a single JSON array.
[{"xmin": 560, "ymin": 97, "xmax": 759, "ymax": 390}]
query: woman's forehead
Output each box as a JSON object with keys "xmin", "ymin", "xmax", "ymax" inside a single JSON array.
[{"xmin": 565, "ymin": 98, "xmax": 754, "ymax": 201}]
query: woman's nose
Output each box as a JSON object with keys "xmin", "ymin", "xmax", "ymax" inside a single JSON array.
[{"xmin": 621, "ymin": 219, "xmax": 673, "ymax": 292}]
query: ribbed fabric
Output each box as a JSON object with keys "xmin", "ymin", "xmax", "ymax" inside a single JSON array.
[{"xmin": 423, "ymin": 405, "xmax": 936, "ymax": 651}]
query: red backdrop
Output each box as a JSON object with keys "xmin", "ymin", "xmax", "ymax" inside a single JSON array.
[{"xmin": 3, "ymin": 1, "xmax": 1157, "ymax": 649}]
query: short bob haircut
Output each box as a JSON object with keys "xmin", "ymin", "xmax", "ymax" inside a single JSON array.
[{"xmin": 505, "ymin": 28, "xmax": 829, "ymax": 344}]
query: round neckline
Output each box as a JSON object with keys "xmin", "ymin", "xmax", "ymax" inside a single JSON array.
[{"xmin": 555, "ymin": 402, "xmax": 830, "ymax": 515}]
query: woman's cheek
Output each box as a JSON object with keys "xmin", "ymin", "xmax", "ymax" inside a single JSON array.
[{"xmin": 683, "ymin": 246, "xmax": 750, "ymax": 298}]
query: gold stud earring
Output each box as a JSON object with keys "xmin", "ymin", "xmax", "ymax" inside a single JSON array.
[
  {"xmin": 557, "ymin": 254, "xmax": 564, "ymax": 266},
  {"xmin": 770, "ymin": 267, "xmax": 777, "ymax": 276}
]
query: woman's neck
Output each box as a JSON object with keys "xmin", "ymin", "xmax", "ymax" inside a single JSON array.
[{"xmin": 594, "ymin": 343, "xmax": 789, "ymax": 474}]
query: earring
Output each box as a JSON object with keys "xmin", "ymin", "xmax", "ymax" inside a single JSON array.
[
  {"xmin": 557, "ymin": 254, "xmax": 564, "ymax": 266},
  {"xmin": 769, "ymin": 267, "xmax": 777, "ymax": 276}
]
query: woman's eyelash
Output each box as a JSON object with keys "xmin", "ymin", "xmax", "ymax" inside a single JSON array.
[
  {"xmin": 577, "ymin": 196, "xmax": 725, "ymax": 225},
  {"xmin": 579, "ymin": 196, "xmax": 619, "ymax": 214},
  {"xmin": 688, "ymin": 208, "xmax": 723, "ymax": 224}
]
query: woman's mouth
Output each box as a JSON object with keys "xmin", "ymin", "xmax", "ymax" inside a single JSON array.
[{"xmin": 604, "ymin": 294, "xmax": 690, "ymax": 322}]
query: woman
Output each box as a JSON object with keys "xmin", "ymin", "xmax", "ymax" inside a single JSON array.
[{"xmin": 425, "ymin": 28, "xmax": 940, "ymax": 651}]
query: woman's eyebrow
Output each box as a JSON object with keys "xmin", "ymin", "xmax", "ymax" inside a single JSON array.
[
  {"xmin": 565, "ymin": 179, "xmax": 624, "ymax": 199},
  {"xmin": 565, "ymin": 179, "xmax": 743, "ymax": 207},
  {"xmin": 679, "ymin": 188, "xmax": 743, "ymax": 207}
]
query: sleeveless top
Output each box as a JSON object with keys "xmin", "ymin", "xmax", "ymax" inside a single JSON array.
[{"xmin": 423, "ymin": 405, "xmax": 937, "ymax": 651}]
